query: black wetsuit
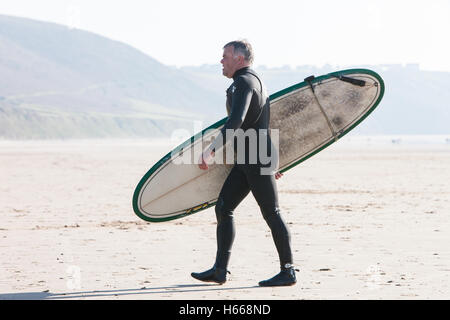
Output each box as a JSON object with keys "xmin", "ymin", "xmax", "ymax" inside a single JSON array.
[{"xmin": 212, "ymin": 67, "xmax": 293, "ymax": 270}]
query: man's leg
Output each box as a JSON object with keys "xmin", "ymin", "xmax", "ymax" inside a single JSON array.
[
  {"xmin": 246, "ymin": 172, "xmax": 296, "ymax": 286},
  {"xmin": 191, "ymin": 166, "xmax": 250, "ymax": 284}
]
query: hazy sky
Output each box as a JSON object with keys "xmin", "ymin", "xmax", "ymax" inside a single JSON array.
[{"xmin": 1, "ymin": 0, "xmax": 450, "ymax": 71}]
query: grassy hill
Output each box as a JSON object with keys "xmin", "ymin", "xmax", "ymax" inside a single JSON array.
[
  {"xmin": 0, "ymin": 14, "xmax": 222, "ymax": 139},
  {"xmin": 1, "ymin": 14, "xmax": 449, "ymax": 139}
]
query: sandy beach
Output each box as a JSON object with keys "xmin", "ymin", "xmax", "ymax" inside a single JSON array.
[{"xmin": 1, "ymin": 137, "xmax": 449, "ymax": 300}]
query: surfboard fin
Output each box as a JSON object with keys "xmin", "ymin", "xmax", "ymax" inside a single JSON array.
[
  {"xmin": 331, "ymin": 74, "xmax": 366, "ymax": 87},
  {"xmin": 304, "ymin": 75, "xmax": 315, "ymax": 83}
]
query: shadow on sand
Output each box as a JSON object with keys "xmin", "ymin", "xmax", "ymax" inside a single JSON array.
[{"xmin": 0, "ymin": 283, "xmax": 260, "ymax": 300}]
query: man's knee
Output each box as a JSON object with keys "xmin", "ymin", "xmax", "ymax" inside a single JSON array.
[
  {"xmin": 215, "ymin": 198, "xmax": 234, "ymax": 223},
  {"xmin": 260, "ymin": 203, "xmax": 280, "ymax": 217},
  {"xmin": 259, "ymin": 204, "xmax": 281, "ymax": 222}
]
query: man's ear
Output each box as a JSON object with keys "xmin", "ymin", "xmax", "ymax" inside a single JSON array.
[{"xmin": 237, "ymin": 55, "xmax": 245, "ymax": 65}]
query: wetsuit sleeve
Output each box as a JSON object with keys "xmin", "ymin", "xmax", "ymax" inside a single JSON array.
[{"xmin": 207, "ymin": 81, "xmax": 253, "ymax": 153}]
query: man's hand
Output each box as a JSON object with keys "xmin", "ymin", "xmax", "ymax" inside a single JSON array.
[
  {"xmin": 275, "ymin": 172, "xmax": 284, "ymax": 180},
  {"xmin": 198, "ymin": 150, "xmax": 215, "ymax": 170}
]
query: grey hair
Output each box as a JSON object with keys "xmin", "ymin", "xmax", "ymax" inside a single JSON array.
[{"xmin": 224, "ymin": 40, "xmax": 254, "ymax": 64}]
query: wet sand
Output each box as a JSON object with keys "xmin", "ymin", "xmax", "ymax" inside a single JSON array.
[{"xmin": 1, "ymin": 138, "xmax": 449, "ymax": 299}]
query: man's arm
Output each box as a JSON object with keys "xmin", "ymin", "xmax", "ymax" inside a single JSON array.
[
  {"xmin": 199, "ymin": 81, "xmax": 253, "ymax": 170},
  {"xmin": 210, "ymin": 82, "xmax": 253, "ymax": 152}
]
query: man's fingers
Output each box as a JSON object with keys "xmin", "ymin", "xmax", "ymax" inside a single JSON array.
[
  {"xmin": 275, "ymin": 172, "xmax": 284, "ymax": 180},
  {"xmin": 198, "ymin": 154, "xmax": 209, "ymax": 170}
]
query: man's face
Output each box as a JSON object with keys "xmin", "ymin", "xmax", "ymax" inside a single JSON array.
[{"xmin": 221, "ymin": 46, "xmax": 240, "ymax": 78}]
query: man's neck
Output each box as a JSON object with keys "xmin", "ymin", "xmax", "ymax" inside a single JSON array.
[{"xmin": 232, "ymin": 65, "xmax": 251, "ymax": 79}]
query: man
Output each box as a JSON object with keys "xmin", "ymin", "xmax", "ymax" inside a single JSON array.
[{"xmin": 191, "ymin": 40, "xmax": 297, "ymax": 287}]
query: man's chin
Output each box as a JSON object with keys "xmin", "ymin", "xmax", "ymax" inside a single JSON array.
[{"xmin": 222, "ymin": 70, "xmax": 232, "ymax": 78}]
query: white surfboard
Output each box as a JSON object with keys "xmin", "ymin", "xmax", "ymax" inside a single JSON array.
[{"xmin": 133, "ymin": 69, "xmax": 385, "ymax": 222}]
